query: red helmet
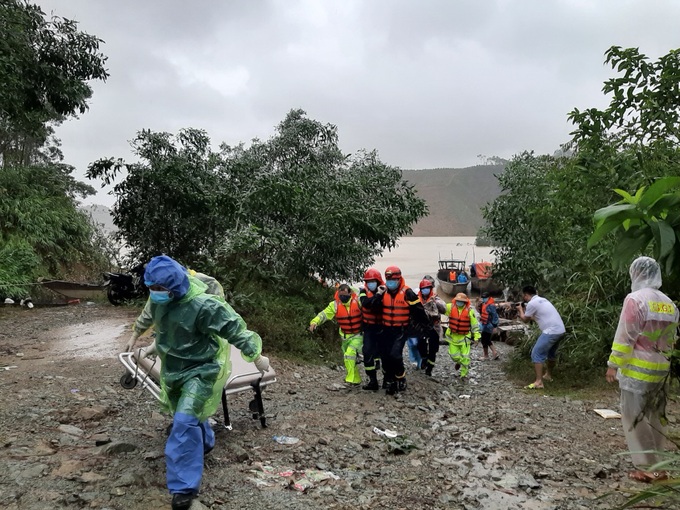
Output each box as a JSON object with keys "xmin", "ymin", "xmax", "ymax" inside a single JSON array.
[
  {"xmin": 363, "ymin": 268, "xmax": 383, "ymax": 284},
  {"xmin": 419, "ymin": 278, "xmax": 434, "ymax": 289},
  {"xmin": 384, "ymin": 266, "xmax": 402, "ymax": 280}
]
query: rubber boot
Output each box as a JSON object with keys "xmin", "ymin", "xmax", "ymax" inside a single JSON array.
[
  {"xmin": 396, "ymin": 375, "xmax": 407, "ymax": 392},
  {"xmin": 385, "ymin": 381, "xmax": 397, "ymax": 396},
  {"xmin": 362, "ymin": 371, "xmax": 379, "ymax": 391},
  {"xmin": 172, "ymin": 493, "xmax": 195, "ymax": 510},
  {"xmin": 425, "ymin": 363, "xmax": 433, "ymax": 376}
]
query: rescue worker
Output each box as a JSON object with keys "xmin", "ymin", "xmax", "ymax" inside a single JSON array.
[
  {"xmin": 605, "ymin": 257, "xmax": 678, "ymax": 483},
  {"xmin": 416, "ymin": 278, "xmax": 446, "ymax": 376},
  {"xmin": 309, "ymin": 284, "xmax": 364, "ymax": 385},
  {"xmin": 449, "ymin": 270, "xmax": 457, "ymax": 282},
  {"xmin": 358, "ymin": 268, "xmax": 385, "ymax": 390},
  {"xmin": 374, "ymin": 266, "xmax": 429, "ymax": 395},
  {"xmin": 125, "ymin": 269, "xmax": 224, "ymax": 352},
  {"xmin": 478, "ymin": 292, "xmax": 500, "ymax": 360},
  {"xmin": 139, "ymin": 255, "xmax": 269, "ymax": 510},
  {"xmin": 444, "ymin": 292, "xmax": 481, "ymax": 380}
]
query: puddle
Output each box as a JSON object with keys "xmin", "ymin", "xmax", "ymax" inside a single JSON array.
[{"xmin": 49, "ymin": 320, "xmax": 128, "ymax": 359}]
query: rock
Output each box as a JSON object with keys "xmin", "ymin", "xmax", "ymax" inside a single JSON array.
[
  {"xmin": 81, "ymin": 471, "xmax": 107, "ymax": 482},
  {"xmin": 20, "ymin": 463, "xmax": 49, "ymax": 479},
  {"xmin": 97, "ymin": 441, "xmax": 138, "ymax": 455},
  {"xmin": 58, "ymin": 424, "xmax": 84, "ymax": 436},
  {"xmin": 75, "ymin": 405, "xmax": 108, "ymax": 421}
]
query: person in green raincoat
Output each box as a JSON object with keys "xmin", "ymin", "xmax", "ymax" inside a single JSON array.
[{"xmin": 139, "ymin": 255, "xmax": 270, "ymax": 510}]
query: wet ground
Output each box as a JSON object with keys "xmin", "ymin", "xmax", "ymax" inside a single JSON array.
[{"xmin": 0, "ymin": 303, "xmax": 676, "ymax": 509}]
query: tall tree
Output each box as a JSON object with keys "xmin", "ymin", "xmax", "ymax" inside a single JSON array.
[{"xmin": 0, "ymin": 0, "xmax": 109, "ymax": 165}]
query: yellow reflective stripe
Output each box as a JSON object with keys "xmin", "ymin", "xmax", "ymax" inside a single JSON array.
[
  {"xmin": 648, "ymin": 301, "xmax": 676, "ymax": 315},
  {"xmin": 608, "ymin": 355, "xmax": 627, "ymax": 366},
  {"xmin": 407, "ymin": 299, "xmax": 420, "ymax": 305},
  {"xmin": 620, "ymin": 368, "xmax": 665, "ymax": 383},
  {"xmin": 611, "ymin": 342, "xmax": 633, "ymax": 354},
  {"xmin": 627, "ymin": 357, "xmax": 670, "ymax": 371}
]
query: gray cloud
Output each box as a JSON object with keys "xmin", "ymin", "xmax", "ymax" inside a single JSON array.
[{"xmin": 35, "ymin": 0, "xmax": 680, "ymax": 206}]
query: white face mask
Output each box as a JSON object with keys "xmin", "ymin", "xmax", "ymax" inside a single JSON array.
[{"xmin": 455, "ymin": 300, "xmax": 465, "ymax": 307}]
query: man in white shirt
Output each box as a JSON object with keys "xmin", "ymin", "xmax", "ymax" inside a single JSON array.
[{"xmin": 517, "ymin": 285, "xmax": 565, "ymax": 389}]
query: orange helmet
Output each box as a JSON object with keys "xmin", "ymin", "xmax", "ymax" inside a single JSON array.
[
  {"xmin": 363, "ymin": 268, "xmax": 384, "ymax": 284},
  {"xmin": 419, "ymin": 278, "xmax": 434, "ymax": 289},
  {"xmin": 384, "ymin": 266, "xmax": 402, "ymax": 280}
]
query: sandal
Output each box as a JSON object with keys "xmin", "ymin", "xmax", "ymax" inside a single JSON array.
[
  {"xmin": 524, "ymin": 383, "xmax": 544, "ymax": 390},
  {"xmin": 628, "ymin": 471, "xmax": 670, "ymax": 483}
]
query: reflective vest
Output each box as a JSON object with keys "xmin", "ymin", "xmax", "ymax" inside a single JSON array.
[
  {"xmin": 361, "ymin": 290, "xmax": 381, "ymax": 325},
  {"xmin": 382, "ymin": 286, "xmax": 410, "ymax": 327},
  {"xmin": 449, "ymin": 271, "xmax": 457, "ymax": 282},
  {"xmin": 480, "ymin": 298, "xmax": 495, "ymax": 325},
  {"xmin": 334, "ymin": 292, "xmax": 362, "ymax": 334},
  {"xmin": 448, "ymin": 305, "xmax": 471, "ymax": 334}
]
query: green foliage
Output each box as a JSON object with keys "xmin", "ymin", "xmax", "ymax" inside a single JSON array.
[
  {"xmin": 0, "ymin": 0, "xmax": 109, "ymax": 165},
  {"xmin": 88, "ymin": 109, "xmax": 428, "ymax": 285},
  {"xmin": 0, "ymin": 164, "xmax": 108, "ymax": 294}
]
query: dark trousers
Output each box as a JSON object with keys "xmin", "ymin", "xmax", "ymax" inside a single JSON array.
[
  {"xmin": 362, "ymin": 324, "xmax": 382, "ymax": 372},
  {"xmin": 418, "ymin": 327, "xmax": 440, "ymax": 365},
  {"xmin": 481, "ymin": 330, "xmax": 494, "ymax": 347},
  {"xmin": 379, "ymin": 326, "xmax": 407, "ymax": 383}
]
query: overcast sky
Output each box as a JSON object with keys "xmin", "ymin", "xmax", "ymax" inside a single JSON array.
[{"xmin": 36, "ymin": 0, "xmax": 680, "ymax": 207}]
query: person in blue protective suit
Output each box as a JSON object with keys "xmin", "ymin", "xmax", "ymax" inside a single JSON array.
[{"xmin": 141, "ymin": 255, "xmax": 270, "ymax": 510}]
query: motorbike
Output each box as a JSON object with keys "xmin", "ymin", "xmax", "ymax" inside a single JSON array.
[{"xmin": 102, "ymin": 263, "xmax": 148, "ymax": 306}]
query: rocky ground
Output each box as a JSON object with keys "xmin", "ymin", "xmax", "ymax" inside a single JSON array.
[{"xmin": 0, "ymin": 303, "xmax": 677, "ymax": 510}]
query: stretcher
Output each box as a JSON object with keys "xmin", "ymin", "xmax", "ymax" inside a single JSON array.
[{"xmin": 118, "ymin": 344, "xmax": 277, "ymax": 430}]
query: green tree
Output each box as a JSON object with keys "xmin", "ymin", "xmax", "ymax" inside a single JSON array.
[
  {"xmin": 0, "ymin": 0, "xmax": 109, "ymax": 165},
  {"xmin": 88, "ymin": 109, "xmax": 428, "ymax": 284}
]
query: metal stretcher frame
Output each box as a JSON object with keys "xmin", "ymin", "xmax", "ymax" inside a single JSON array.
[{"xmin": 118, "ymin": 345, "xmax": 277, "ymax": 430}]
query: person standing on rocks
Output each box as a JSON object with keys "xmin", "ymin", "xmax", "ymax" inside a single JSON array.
[
  {"xmin": 375, "ymin": 266, "xmax": 429, "ymax": 395},
  {"xmin": 517, "ymin": 286, "xmax": 565, "ymax": 389},
  {"xmin": 605, "ymin": 256, "xmax": 678, "ymax": 483},
  {"xmin": 444, "ymin": 293, "xmax": 481, "ymax": 380},
  {"xmin": 478, "ymin": 292, "xmax": 500, "ymax": 361},
  {"xmin": 358, "ymin": 268, "xmax": 385, "ymax": 391},
  {"xmin": 416, "ymin": 277, "xmax": 446, "ymax": 376},
  {"xmin": 140, "ymin": 255, "xmax": 269, "ymax": 510},
  {"xmin": 309, "ymin": 284, "xmax": 364, "ymax": 385}
]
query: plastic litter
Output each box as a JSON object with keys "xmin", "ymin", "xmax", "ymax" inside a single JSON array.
[
  {"xmin": 459, "ymin": 394, "xmax": 471, "ymax": 399},
  {"xmin": 0, "ymin": 366, "xmax": 18, "ymax": 371},
  {"xmin": 272, "ymin": 435, "xmax": 300, "ymax": 445},
  {"xmin": 373, "ymin": 426, "xmax": 398, "ymax": 438},
  {"xmin": 4, "ymin": 298, "xmax": 14, "ymax": 304},
  {"xmin": 593, "ymin": 409, "xmax": 621, "ymax": 419}
]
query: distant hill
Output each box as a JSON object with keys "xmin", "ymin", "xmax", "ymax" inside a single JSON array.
[
  {"xmin": 78, "ymin": 164, "xmax": 503, "ymax": 239},
  {"xmin": 402, "ymin": 164, "xmax": 504, "ymax": 236},
  {"xmin": 81, "ymin": 204, "xmax": 117, "ymax": 234}
]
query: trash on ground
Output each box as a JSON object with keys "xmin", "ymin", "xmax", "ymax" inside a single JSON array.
[
  {"xmin": 593, "ymin": 409, "xmax": 621, "ymax": 419},
  {"xmin": 459, "ymin": 394, "xmax": 471, "ymax": 399},
  {"xmin": 247, "ymin": 462, "xmax": 340, "ymax": 492},
  {"xmin": 384, "ymin": 434, "xmax": 418, "ymax": 455},
  {"xmin": 0, "ymin": 366, "xmax": 18, "ymax": 371},
  {"xmin": 272, "ymin": 435, "xmax": 300, "ymax": 445},
  {"xmin": 373, "ymin": 426, "xmax": 398, "ymax": 438}
]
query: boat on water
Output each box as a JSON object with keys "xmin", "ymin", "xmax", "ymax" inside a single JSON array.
[
  {"xmin": 435, "ymin": 259, "xmax": 469, "ymax": 296},
  {"xmin": 469, "ymin": 261, "xmax": 504, "ymax": 296}
]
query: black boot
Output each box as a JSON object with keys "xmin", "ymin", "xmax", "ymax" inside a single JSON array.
[
  {"xmin": 362, "ymin": 371, "xmax": 379, "ymax": 391},
  {"xmin": 425, "ymin": 363, "xmax": 433, "ymax": 376},
  {"xmin": 397, "ymin": 377, "xmax": 407, "ymax": 392},
  {"xmin": 172, "ymin": 493, "xmax": 195, "ymax": 510},
  {"xmin": 385, "ymin": 381, "xmax": 397, "ymax": 395}
]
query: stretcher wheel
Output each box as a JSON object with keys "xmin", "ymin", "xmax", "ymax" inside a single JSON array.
[{"xmin": 120, "ymin": 373, "xmax": 137, "ymax": 389}]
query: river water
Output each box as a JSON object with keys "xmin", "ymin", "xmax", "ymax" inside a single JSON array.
[{"xmin": 373, "ymin": 236, "xmax": 496, "ymax": 294}]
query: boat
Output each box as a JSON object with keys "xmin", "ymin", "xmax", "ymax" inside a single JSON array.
[
  {"xmin": 435, "ymin": 259, "xmax": 469, "ymax": 296},
  {"xmin": 469, "ymin": 261, "xmax": 504, "ymax": 296},
  {"xmin": 39, "ymin": 279, "xmax": 106, "ymax": 300}
]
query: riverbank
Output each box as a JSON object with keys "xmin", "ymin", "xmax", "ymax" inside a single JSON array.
[{"xmin": 0, "ymin": 303, "xmax": 664, "ymax": 509}]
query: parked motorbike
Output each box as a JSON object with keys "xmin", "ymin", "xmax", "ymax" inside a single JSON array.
[{"xmin": 102, "ymin": 263, "xmax": 148, "ymax": 306}]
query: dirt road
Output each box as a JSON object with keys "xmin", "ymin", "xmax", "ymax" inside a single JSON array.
[{"xmin": 0, "ymin": 303, "xmax": 666, "ymax": 509}]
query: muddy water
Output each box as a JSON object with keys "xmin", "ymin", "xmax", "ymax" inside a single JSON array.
[
  {"xmin": 373, "ymin": 236, "xmax": 496, "ymax": 293},
  {"xmin": 49, "ymin": 319, "xmax": 128, "ymax": 360}
]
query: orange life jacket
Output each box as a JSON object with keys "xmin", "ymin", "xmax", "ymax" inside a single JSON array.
[
  {"xmin": 334, "ymin": 292, "xmax": 362, "ymax": 334},
  {"xmin": 449, "ymin": 271, "xmax": 457, "ymax": 282},
  {"xmin": 448, "ymin": 305, "xmax": 471, "ymax": 334},
  {"xmin": 361, "ymin": 290, "xmax": 381, "ymax": 325},
  {"xmin": 382, "ymin": 284, "xmax": 410, "ymax": 327},
  {"xmin": 480, "ymin": 297, "xmax": 495, "ymax": 325}
]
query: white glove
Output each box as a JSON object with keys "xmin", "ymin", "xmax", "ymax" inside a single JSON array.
[
  {"xmin": 143, "ymin": 341, "xmax": 157, "ymax": 358},
  {"xmin": 254, "ymin": 355, "xmax": 270, "ymax": 373},
  {"xmin": 125, "ymin": 330, "xmax": 141, "ymax": 352}
]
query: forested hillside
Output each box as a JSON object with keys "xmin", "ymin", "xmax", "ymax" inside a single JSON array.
[{"xmin": 402, "ymin": 164, "xmax": 503, "ymax": 236}]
